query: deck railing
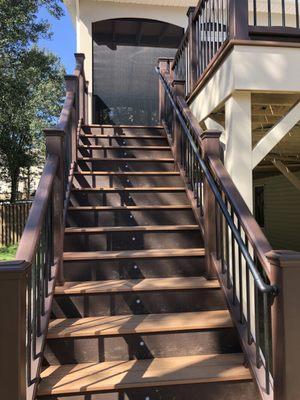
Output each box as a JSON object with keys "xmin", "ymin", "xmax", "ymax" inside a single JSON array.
[
  {"xmin": 157, "ymin": 59, "xmax": 300, "ymax": 400},
  {"xmin": 173, "ymin": 0, "xmax": 300, "ymax": 96},
  {"xmin": 0, "ymin": 53, "xmax": 88, "ymax": 400}
]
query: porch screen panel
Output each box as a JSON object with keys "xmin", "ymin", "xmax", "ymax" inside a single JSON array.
[{"xmin": 93, "ymin": 44, "xmax": 175, "ymax": 125}]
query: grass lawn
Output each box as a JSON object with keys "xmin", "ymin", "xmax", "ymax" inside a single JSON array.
[{"xmin": 0, "ymin": 244, "xmax": 17, "ymax": 261}]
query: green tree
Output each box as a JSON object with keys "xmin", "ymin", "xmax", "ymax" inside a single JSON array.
[{"xmin": 0, "ymin": 0, "xmax": 65, "ymax": 202}]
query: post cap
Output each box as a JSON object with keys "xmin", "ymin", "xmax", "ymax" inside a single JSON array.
[
  {"xmin": 201, "ymin": 130, "xmax": 222, "ymax": 141},
  {"xmin": 266, "ymin": 250, "xmax": 300, "ymax": 268},
  {"xmin": 187, "ymin": 7, "xmax": 196, "ymax": 17}
]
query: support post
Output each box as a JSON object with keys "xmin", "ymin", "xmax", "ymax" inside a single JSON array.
[
  {"xmin": 201, "ymin": 130, "xmax": 222, "ymax": 279},
  {"xmin": 75, "ymin": 53, "xmax": 85, "ymax": 124},
  {"xmin": 228, "ymin": 0, "xmax": 249, "ymax": 40},
  {"xmin": 225, "ymin": 92, "xmax": 253, "ymax": 211},
  {"xmin": 187, "ymin": 7, "xmax": 197, "ymax": 93},
  {"xmin": 158, "ymin": 58, "xmax": 171, "ymax": 123},
  {"xmin": 172, "ymin": 80, "xmax": 185, "ymax": 163},
  {"xmin": 0, "ymin": 261, "xmax": 31, "ymax": 400},
  {"xmin": 65, "ymin": 75, "xmax": 78, "ymax": 163},
  {"xmin": 267, "ymin": 250, "xmax": 300, "ymax": 400},
  {"xmin": 45, "ymin": 129, "xmax": 65, "ymax": 285}
]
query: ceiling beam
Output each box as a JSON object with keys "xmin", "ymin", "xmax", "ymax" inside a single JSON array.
[
  {"xmin": 272, "ymin": 159, "xmax": 300, "ymax": 191},
  {"xmin": 252, "ymin": 100, "xmax": 300, "ymax": 168}
]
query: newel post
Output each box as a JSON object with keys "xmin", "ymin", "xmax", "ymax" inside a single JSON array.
[
  {"xmin": 75, "ymin": 53, "xmax": 85, "ymax": 123},
  {"xmin": 172, "ymin": 80, "xmax": 185, "ymax": 163},
  {"xmin": 187, "ymin": 7, "xmax": 197, "ymax": 93},
  {"xmin": 158, "ymin": 58, "xmax": 171, "ymax": 123},
  {"xmin": 45, "ymin": 129, "xmax": 65, "ymax": 285},
  {"xmin": 266, "ymin": 250, "xmax": 300, "ymax": 400},
  {"xmin": 65, "ymin": 75, "xmax": 78, "ymax": 163},
  {"xmin": 201, "ymin": 130, "xmax": 222, "ymax": 279},
  {"xmin": 228, "ymin": 0, "xmax": 249, "ymax": 40},
  {"xmin": 0, "ymin": 261, "xmax": 30, "ymax": 400}
]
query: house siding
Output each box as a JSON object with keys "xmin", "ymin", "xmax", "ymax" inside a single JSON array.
[{"xmin": 254, "ymin": 172, "xmax": 300, "ymax": 252}]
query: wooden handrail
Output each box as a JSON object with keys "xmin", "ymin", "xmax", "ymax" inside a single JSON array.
[
  {"xmin": 16, "ymin": 155, "xmax": 58, "ymax": 263},
  {"xmin": 208, "ymin": 157, "xmax": 273, "ymax": 279}
]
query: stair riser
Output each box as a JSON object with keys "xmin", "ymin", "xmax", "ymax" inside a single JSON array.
[
  {"xmin": 72, "ymin": 175, "xmax": 183, "ymax": 188},
  {"xmin": 77, "ymin": 149, "xmax": 172, "ymax": 159},
  {"xmin": 82, "ymin": 127, "xmax": 165, "ymax": 136},
  {"xmin": 69, "ymin": 192, "xmax": 189, "ymax": 207},
  {"xmin": 52, "ymin": 290, "xmax": 226, "ymax": 318},
  {"xmin": 77, "ymin": 160, "xmax": 175, "ymax": 172},
  {"xmin": 79, "ymin": 137, "xmax": 168, "ymax": 146},
  {"xmin": 66, "ymin": 209, "xmax": 196, "ymax": 227},
  {"xmin": 37, "ymin": 381, "xmax": 258, "ymax": 399},
  {"xmin": 44, "ymin": 328, "xmax": 240, "ymax": 365},
  {"xmin": 62, "ymin": 258, "xmax": 205, "ymax": 281},
  {"xmin": 64, "ymin": 231, "xmax": 203, "ymax": 252}
]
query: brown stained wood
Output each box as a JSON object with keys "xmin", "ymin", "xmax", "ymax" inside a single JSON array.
[
  {"xmin": 65, "ymin": 225, "xmax": 200, "ymax": 234},
  {"xmin": 208, "ymin": 157, "xmax": 273, "ymax": 279},
  {"xmin": 78, "ymin": 145, "xmax": 171, "ymax": 150},
  {"xmin": 63, "ymin": 248, "xmax": 205, "ymax": 261},
  {"xmin": 47, "ymin": 310, "xmax": 233, "ymax": 339},
  {"xmin": 71, "ymin": 187, "xmax": 185, "ymax": 193},
  {"xmin": 77, "ymin": 157, "xmax": 175, "ymax": 162},
  {"xmin": 16, "ymin": 156, "xmax": 58, "ymax": 263},
  {"xmin": 74, "ymin": 171, "xmax": 180, "ymax": 176},
  {"xmin": 80, "ymin": 135, "xmax": 167, "ymax": 139},
  {"xmin": 38, "ymin": 354, "xmax": 251, "ymax": 396},
  {"xmin": 55, "ymin": 276, "xmax": 216, "ymax": 295},
  {"xmin": 68, "ymin": 205, "xmax": 192, "ymax": 211},
  {"xmin": 85, "ymin": 124, "xmax": 164, "ymax": 129}
]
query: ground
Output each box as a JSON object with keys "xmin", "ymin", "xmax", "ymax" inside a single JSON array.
[{"xmin": 0, "ymin": 244, "xmax": 17, "ymax": 261}]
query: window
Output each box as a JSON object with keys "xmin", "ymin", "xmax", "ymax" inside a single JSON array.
[{"xmin": 254, "ymin": 186, "xmax": 265, "ymax": 227}]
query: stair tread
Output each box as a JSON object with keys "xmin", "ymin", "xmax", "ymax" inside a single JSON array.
[
  {"xmin": 74, "ymin": 171, "xmax": 180, "ymax": 175},
  {"xmin": 78, "ymin": 145, "xmax": 171, "ymax": 150},
  {"xmin": 48, "ymin": 310, "xmax": 233, "ymax": 339},
  {"xmin": 80, "ymin": 135, "xmax": 166, "ymax": 139},
  {"xmin": 71, "ymin": 186, "xmax": 185, "ymax": 192},
  {"xmin": 65, "ymin": 225, "xmax": 200, "ymax": 233},
  {"xmin": 63, "ymin": 248, "xmax": 205, "ymax": 261},
  {"xmin": 55, "ymin": 276, "xmax": 217, "ymax": 295},
  {"xmin": 78, "ymin": 157, "xmax": 174, "ymax": 162},
  {"xmin": 38, "ymin": 353, "xmax": 251, "ymax": 396},
  {"xmin": 68, "ymin": 205, "xmax": 191, "ymax": 211}
]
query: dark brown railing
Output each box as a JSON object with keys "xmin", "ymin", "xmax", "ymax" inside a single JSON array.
[
  {"xmin": 173, "ymin": 0, "xmax": 300, "ymax": 96},
  {"xmin": 0, "ymin": 53, "xmax": 88, "ymax": 400},
  {"xmin": 157, "ymin": 59, "xmax": 300, "ymax": 400}
]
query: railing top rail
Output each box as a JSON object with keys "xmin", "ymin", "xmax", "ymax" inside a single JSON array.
[
  {"xmin": 155, "ymin": 66, "xmax": 275, "ymax": 291},
  {"xmin": 16, "ymin": 155, "xmax": 58, "ymax": 263}
]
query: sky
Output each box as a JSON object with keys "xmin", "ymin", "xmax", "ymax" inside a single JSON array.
[{"xmin": 37, "ymin": 3, "xmax": 76, "ymax": 74}]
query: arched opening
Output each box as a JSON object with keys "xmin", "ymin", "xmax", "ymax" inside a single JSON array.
[{"xmin": 92, "ymin": 18, "xmax": 184, "ymax": 125}]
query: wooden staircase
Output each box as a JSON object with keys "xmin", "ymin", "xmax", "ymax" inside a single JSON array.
[{"xmin": 37, "ymin": 125, "xmax": 258, "ymax": 399}]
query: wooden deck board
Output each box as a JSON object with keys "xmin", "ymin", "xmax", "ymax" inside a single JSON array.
[
  {"xmin": 48, "ymin": 310, "xmax": 233, "ymax": 339},
  {"xmin": 63, "ymin": 248, "xmax": 205, "ymax": 261},
  {"xmin": 65, "ymin": 225, "xmax": 200, "ymax": 234},
  {"xmin": 38, "ymin": 354, "xmax": 251, "ymax": 396},
  {"xmin": 55, "ymin": 276, "xmax": 218, "ymax": 295}
]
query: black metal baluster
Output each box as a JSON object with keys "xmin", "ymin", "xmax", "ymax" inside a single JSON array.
[
  {"xmin": 255, "ymin": 284, "xmax": 262, "ymax": 368},
  {"xmin": 267, "ymin": 0, "xmax": 272, "ymax": 26},
  {"xmin": 27, "ymin": 270, "xmax": 32, "ymax": 386},
  {"xmin": 245, "ymin": 237, "xmax": 253, "ymax": 345},
  {"xmin": 237, "ymin": 220, "xmax": 244, "ymax": 323},
  {"xmin": 282, "ymin": 0, "xmax": 286, "ymax": 27},
  {"xmin": 253, "ymin": 0, "xmax": 257, "ymax": 26},
  {"xmin": 263, "ymin": 292, "xmax": 271, "ymax": 394},
  {"xmin": 296, "ymin": 0, "xmax": 300, "ymax": 28},
  {"xmin": 231, "ymin": 207, "xmax": 236, "ymax": 304}
]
